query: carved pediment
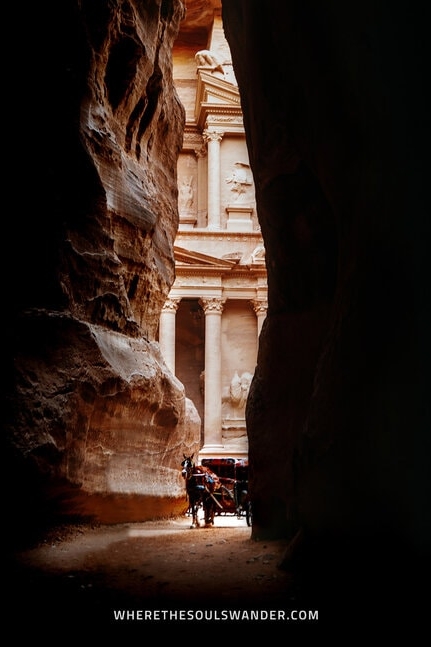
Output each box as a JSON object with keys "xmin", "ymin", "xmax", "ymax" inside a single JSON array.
[
  {"xmin": 195, "ymin": 70, "xmax": 243, "ymax": 131},
  {"xmin": 174, "ymin": 246, "xmax": 238, "ymax": 269},
  {"xmin": 196, "ymin": 70, "xmax": 241, "ymax": 105}
]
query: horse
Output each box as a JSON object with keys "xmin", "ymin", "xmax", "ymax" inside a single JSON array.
[{"xmin": 181, "ymin": 454, "xmax": 222, "ymax": 528}]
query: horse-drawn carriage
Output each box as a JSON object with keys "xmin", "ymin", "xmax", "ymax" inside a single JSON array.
[
  {"xmin": 181, "ymin": 454, "xmax": 252, "ymax": 528},
  {"xmin": 201, "ymin": 457, "xmax": 252, "ymax": 525}
]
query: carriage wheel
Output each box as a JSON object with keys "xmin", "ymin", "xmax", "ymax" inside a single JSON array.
[{"xmin": 245, "ymin": 501, "xmax": 252, "ymax": 527}]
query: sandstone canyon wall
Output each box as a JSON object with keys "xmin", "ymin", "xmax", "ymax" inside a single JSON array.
[
  {"xmin": 4, "ymin": 0, "xmax": 429, "ymax": 613},
  {"xmin": 222, "ymin": 0, "xmax": 429, "ymax": 602},
  {"xmin": 5, "ymin": 0, "xmax": 201, "ymax": 539}
]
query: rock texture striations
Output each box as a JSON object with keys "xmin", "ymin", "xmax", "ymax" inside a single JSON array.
[{"xmin": 6, "ymin": 1, "xmax": 200, "ymax": 532}]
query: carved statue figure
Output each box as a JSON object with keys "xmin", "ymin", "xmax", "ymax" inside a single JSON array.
[
  {"xmin": 195, "ymin": 49, "xmax": 225, "ymax": 75},
  {"xmin": 229, "ymin": 371, "xmax": 253, "ymax": 408},
  {"xmin": 179, "ymin": 176, "xmax": 194, "ymax": 212},
  {"xmin": 226, "ymin": 162, "xmax": 253, "ymax": 202}
]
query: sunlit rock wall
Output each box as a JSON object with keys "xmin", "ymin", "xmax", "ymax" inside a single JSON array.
[{"xmin": 5, "ymin": 0, "xmax": 200, "ymax": 534}]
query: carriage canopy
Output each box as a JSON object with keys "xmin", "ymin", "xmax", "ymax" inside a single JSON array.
[{"xmin": 200, "ymin": 458, "xmax": 248, "ymax": 483}]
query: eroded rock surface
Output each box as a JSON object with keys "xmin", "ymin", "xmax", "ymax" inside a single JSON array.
[{"xmin": 6, "ymin": 0, "xmax": 199, "ymax": 534}]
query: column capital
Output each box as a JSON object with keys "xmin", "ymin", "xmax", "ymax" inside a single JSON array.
[
  {"xmin": 250, "ymin": 299, "xmax": 268, "ymax": 316},
  {"xmin": 194, "ymin": 145, "xmax": 207, "ymax": 158},
  {"xmin": 203, "ymin": 129, "xmax": 224, "ymax": 144},
  {"xmin": 199, "ymin": 297, "xmax": 225, "ymax": 314},
  {"xmin": 162, "ymin": 297, "xmax": 181, "ymax": 313}
]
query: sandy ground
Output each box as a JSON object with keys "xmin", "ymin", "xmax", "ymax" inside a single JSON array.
[
  {"xmin": 10, "ymin": 511, "xmax": 414, "ymax": 635},
  {"xmin": 7, "ymin": 512, "xmax": 320, "ymax": 635}
]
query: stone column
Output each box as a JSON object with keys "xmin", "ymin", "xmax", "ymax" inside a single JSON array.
[
  {"xmin": 251, "ymin": 299, "xmax": 268, "ymax": 337},
  {"xmin": 203, "ymin": 130, "xmax": 223, "ymax": 230},
  {"xmin": 159, "ymin": 297, "xmax": 181, "ymax": 374},
  {"xmin": 199, "ymin": 296, "xmax": 225, "ymax": 451},
  {"xmin": 195, "ymin": 145, "xmax": 207, "ymax": 228}
]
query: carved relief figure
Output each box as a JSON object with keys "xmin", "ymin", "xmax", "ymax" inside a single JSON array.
[
  {"xmin": 179, "ymin": 176, "xmax": 194, "ymax": 213},
  {"xmin": 226, "ymin": 162, "xmax": 253, "ymax": 203},
  {"xmin": 228, "ymin": 371, "xmax": 253, "ymax": 409}
]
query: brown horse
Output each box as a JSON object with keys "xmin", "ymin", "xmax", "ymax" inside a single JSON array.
[{"xmin": 181, "ymin": 454, "xmax": 222, "ymax": 528}]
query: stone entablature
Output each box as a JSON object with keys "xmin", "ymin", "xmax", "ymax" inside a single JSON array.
[
  {"xmin": 182, "ymin": 129, "xmax": 205, "ymax": 152},
  {"xmin": 175, "ymin": 230, "xmax": 264, "ymax": 252},
  {"xmin": 170, "ymin": 282, "xmax": 266, "ymax": 301}
]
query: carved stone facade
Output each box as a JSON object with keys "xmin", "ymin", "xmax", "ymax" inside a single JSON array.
[{"xmin": 160, "ymin": 9, "xmax": 268, "ymax": 459}]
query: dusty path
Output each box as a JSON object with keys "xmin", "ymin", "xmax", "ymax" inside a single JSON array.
[
  {"xmin": 7, "ymin": 513, "xmax": 420, "ymax": 636},
  {"xmin": 7, "ymin": 513, "xmax": 319, "ymax": 634}
]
